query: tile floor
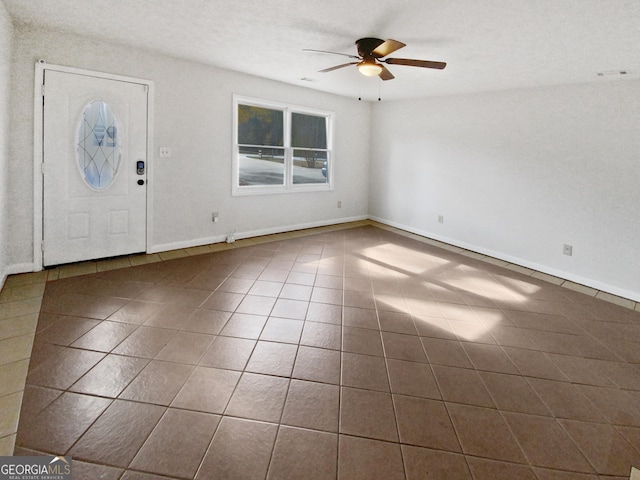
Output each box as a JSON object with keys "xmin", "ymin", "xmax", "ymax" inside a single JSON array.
[{"xmin": 7, "ymin": 224, "xmax": 640, "ymax": 479}]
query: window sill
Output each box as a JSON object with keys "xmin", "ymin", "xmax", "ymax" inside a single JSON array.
[{"xmin": 232, "ymin": 183, "xmax": 333, "ymax": 196}]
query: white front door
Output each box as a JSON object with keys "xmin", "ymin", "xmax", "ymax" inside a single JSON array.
[{"xmin": 42, "ymin": 69, "xmax": 148, "ymax": 266}]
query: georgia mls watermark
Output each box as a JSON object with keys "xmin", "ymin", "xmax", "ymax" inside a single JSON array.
[{"xmin": 0, "ymin": 456, "xmax": 72, "ymax": 480}]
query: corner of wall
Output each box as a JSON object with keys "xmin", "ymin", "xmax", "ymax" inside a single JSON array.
[{"xmin": 0, "ymin": 0, "xmax": 15, "ymax": 291}]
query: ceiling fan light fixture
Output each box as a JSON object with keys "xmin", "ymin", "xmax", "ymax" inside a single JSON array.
[
  {"xmin": 308, "ymin": 38, "xmax": 446, "ymax": 81},
  {"xmin": 357, "ymin": 60, "xmax": 382, "ymax": 77}
]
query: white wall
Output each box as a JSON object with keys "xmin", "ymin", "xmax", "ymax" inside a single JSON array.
[
  {"xmin": 370, "ymin": 81, "xmax": 640, "ymax": 301},
  {"xmin": 8, "ymin": 24, "xmax": 640, "ymax": 303},
  {"xmin": 0, "ymin": 1, "xmax": 13, "ymax": 289},
  {"xmin": 7, "ymin": 25, "xmax": 370, "ymax": 270}
]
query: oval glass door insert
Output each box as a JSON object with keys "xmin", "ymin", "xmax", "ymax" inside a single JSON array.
[{"xmin": 76, "ymin": 100, "xmax": 121, "ymax": 190}]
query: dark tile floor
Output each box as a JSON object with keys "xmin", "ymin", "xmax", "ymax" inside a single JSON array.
[{"xmin": 13, "ymin": 225, "xmax": 640, "ymax": 479}]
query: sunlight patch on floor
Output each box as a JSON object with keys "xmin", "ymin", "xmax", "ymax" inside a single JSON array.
[
  {"xmin": 374, "ymin": 295, "xmax": 407, "ymax": 312},
  {"xmin": 449, "ymin": 319, "xmax": 496, "ymax": 342},
  {"xmin": 360, "ymin": 244, "xmax": 451, "ymax": 277},
  {"xmin": 463, "ymin": 277, "xmax": 530, "ymax": 304}
]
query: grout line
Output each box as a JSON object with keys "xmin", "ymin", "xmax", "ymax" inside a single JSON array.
[
  {"xmin": 191, "ymin": 391, "xmax": 226, "ymax": 480},
  {"xmin": 2, "ymin": 219, "xmax": 640, "ymax": 461},
  {"xmin": 335, "ymin": 242, "xmax": 347, "ymax": 479},
  {"xmin": 375, "ymin": 294, "xmax": 408, "ymax": 479}
]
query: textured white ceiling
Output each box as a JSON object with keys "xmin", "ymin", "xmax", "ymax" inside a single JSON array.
[{"xmin": 4, "ymin": 0, "xmax": 640, "ymax": 101}]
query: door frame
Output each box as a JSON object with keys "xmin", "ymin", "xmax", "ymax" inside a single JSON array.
[{"xmin": 33, "ymin": 62, "xmax": 155, "ymax": 271}]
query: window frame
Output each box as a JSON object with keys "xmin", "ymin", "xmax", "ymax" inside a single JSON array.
[{"xmin": 232, "ymin": 95, "xmax": 334, "ymax": 196}]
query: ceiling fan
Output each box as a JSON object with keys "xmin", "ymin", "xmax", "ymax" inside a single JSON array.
[{"xmin": 304, "ymin": 37, "xmax": 446, "ymax": 80}]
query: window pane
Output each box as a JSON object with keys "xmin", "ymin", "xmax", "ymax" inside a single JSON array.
[
  {"xmin": 293, "ymin": 149, "xmax": 328, "ymax": 185},
  {"xmin": 238, "ymin": 105, "xmax": 283, "ymax": 146},
  {"xmin": 291, "ymin": 113, "xmax": 327, "ymax": 149},
  {"xmin": 238, "ymin": 147, "xmax": 285, "ymax": 186}
]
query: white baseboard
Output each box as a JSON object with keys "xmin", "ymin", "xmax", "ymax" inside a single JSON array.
[
  {"xmin": 149, "ymin": 215, "xmax": 368, "ymax": 254},
  {"xmin": 5, "ymin": 263, "xmax": 37, "ymax": 275},
  {"xmin": 148, "ymin": 235, "xmax": 225, "ymax": 254},
  {"xmin": 0, "ymin": 262, "xmax": 37, "ymax": 291},
  {"xmin": 370, "ymin": 216, "xmax": 640, "ymax": 304},
  {"xmin": 10, "ymin": 214, "xmax": 637, "ymax": 305}
]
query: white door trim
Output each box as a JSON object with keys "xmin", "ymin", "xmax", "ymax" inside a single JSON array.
[{"xmin": 33, "ymin": 62, "xmax": 155, "ymax": 271}]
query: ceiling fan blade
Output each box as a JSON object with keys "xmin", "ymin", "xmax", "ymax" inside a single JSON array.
[
  {"xmin": 319, "ymin": 62, "xmax": 359, "ymax": 73},
  {"xmin": 379, "ymin": 65, "xmax": 395, "ymax": 81},
  {"xmin": 303, "ymin": 49, "xmax": 360, "ymax": 60},
  {"xmin": 372, "ymin": 39, "xmax": 406, "ymax": 58},
  {"xmin": 384, "ymin": 58, "xmax": 447, "ymax": 69}
]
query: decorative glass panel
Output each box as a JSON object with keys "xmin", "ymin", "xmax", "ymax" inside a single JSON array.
[{"xmin": 76, "ymin": 100, "xmax": 121, "ymax": 190}]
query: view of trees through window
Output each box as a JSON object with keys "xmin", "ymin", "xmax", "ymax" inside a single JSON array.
[
  {"xmin": 236, "ymin": 101, "xmax": 331, "ymax": 190},
  {"xmin": 237, "ymin": 105, "xmax": 283, "ymax": 147},
  {"xmin": 237, "ymin": 105, "xmax": 285, "ymax": 185},
  {"xmin": 291, "ymin": 112, "xmax": 328, "ymax": 184}
]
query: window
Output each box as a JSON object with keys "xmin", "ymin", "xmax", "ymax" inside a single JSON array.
[{"xmin": 233, "ymin": 95, "xmax": 333, "ymax": 195}]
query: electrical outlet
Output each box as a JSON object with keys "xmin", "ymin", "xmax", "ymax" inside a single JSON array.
[
  {"xmin": 337, "ymin": 200, "xmax": 342, "ymax": 208},
  {"xmin": 159, "ymin": 147, "xmax": 171, "ymax": 158},
  {"xmin": 438, "ymin": 215, "xmax": 444, "ymax": 224},
  {"xmin": 563, "ymin": 244, "xmax": 573, "ymax": 256}
]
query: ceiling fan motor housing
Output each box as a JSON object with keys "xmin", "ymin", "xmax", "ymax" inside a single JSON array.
[{"xmin": 356, "ymin": 38, "xmax": 386, "ymax": 58}]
